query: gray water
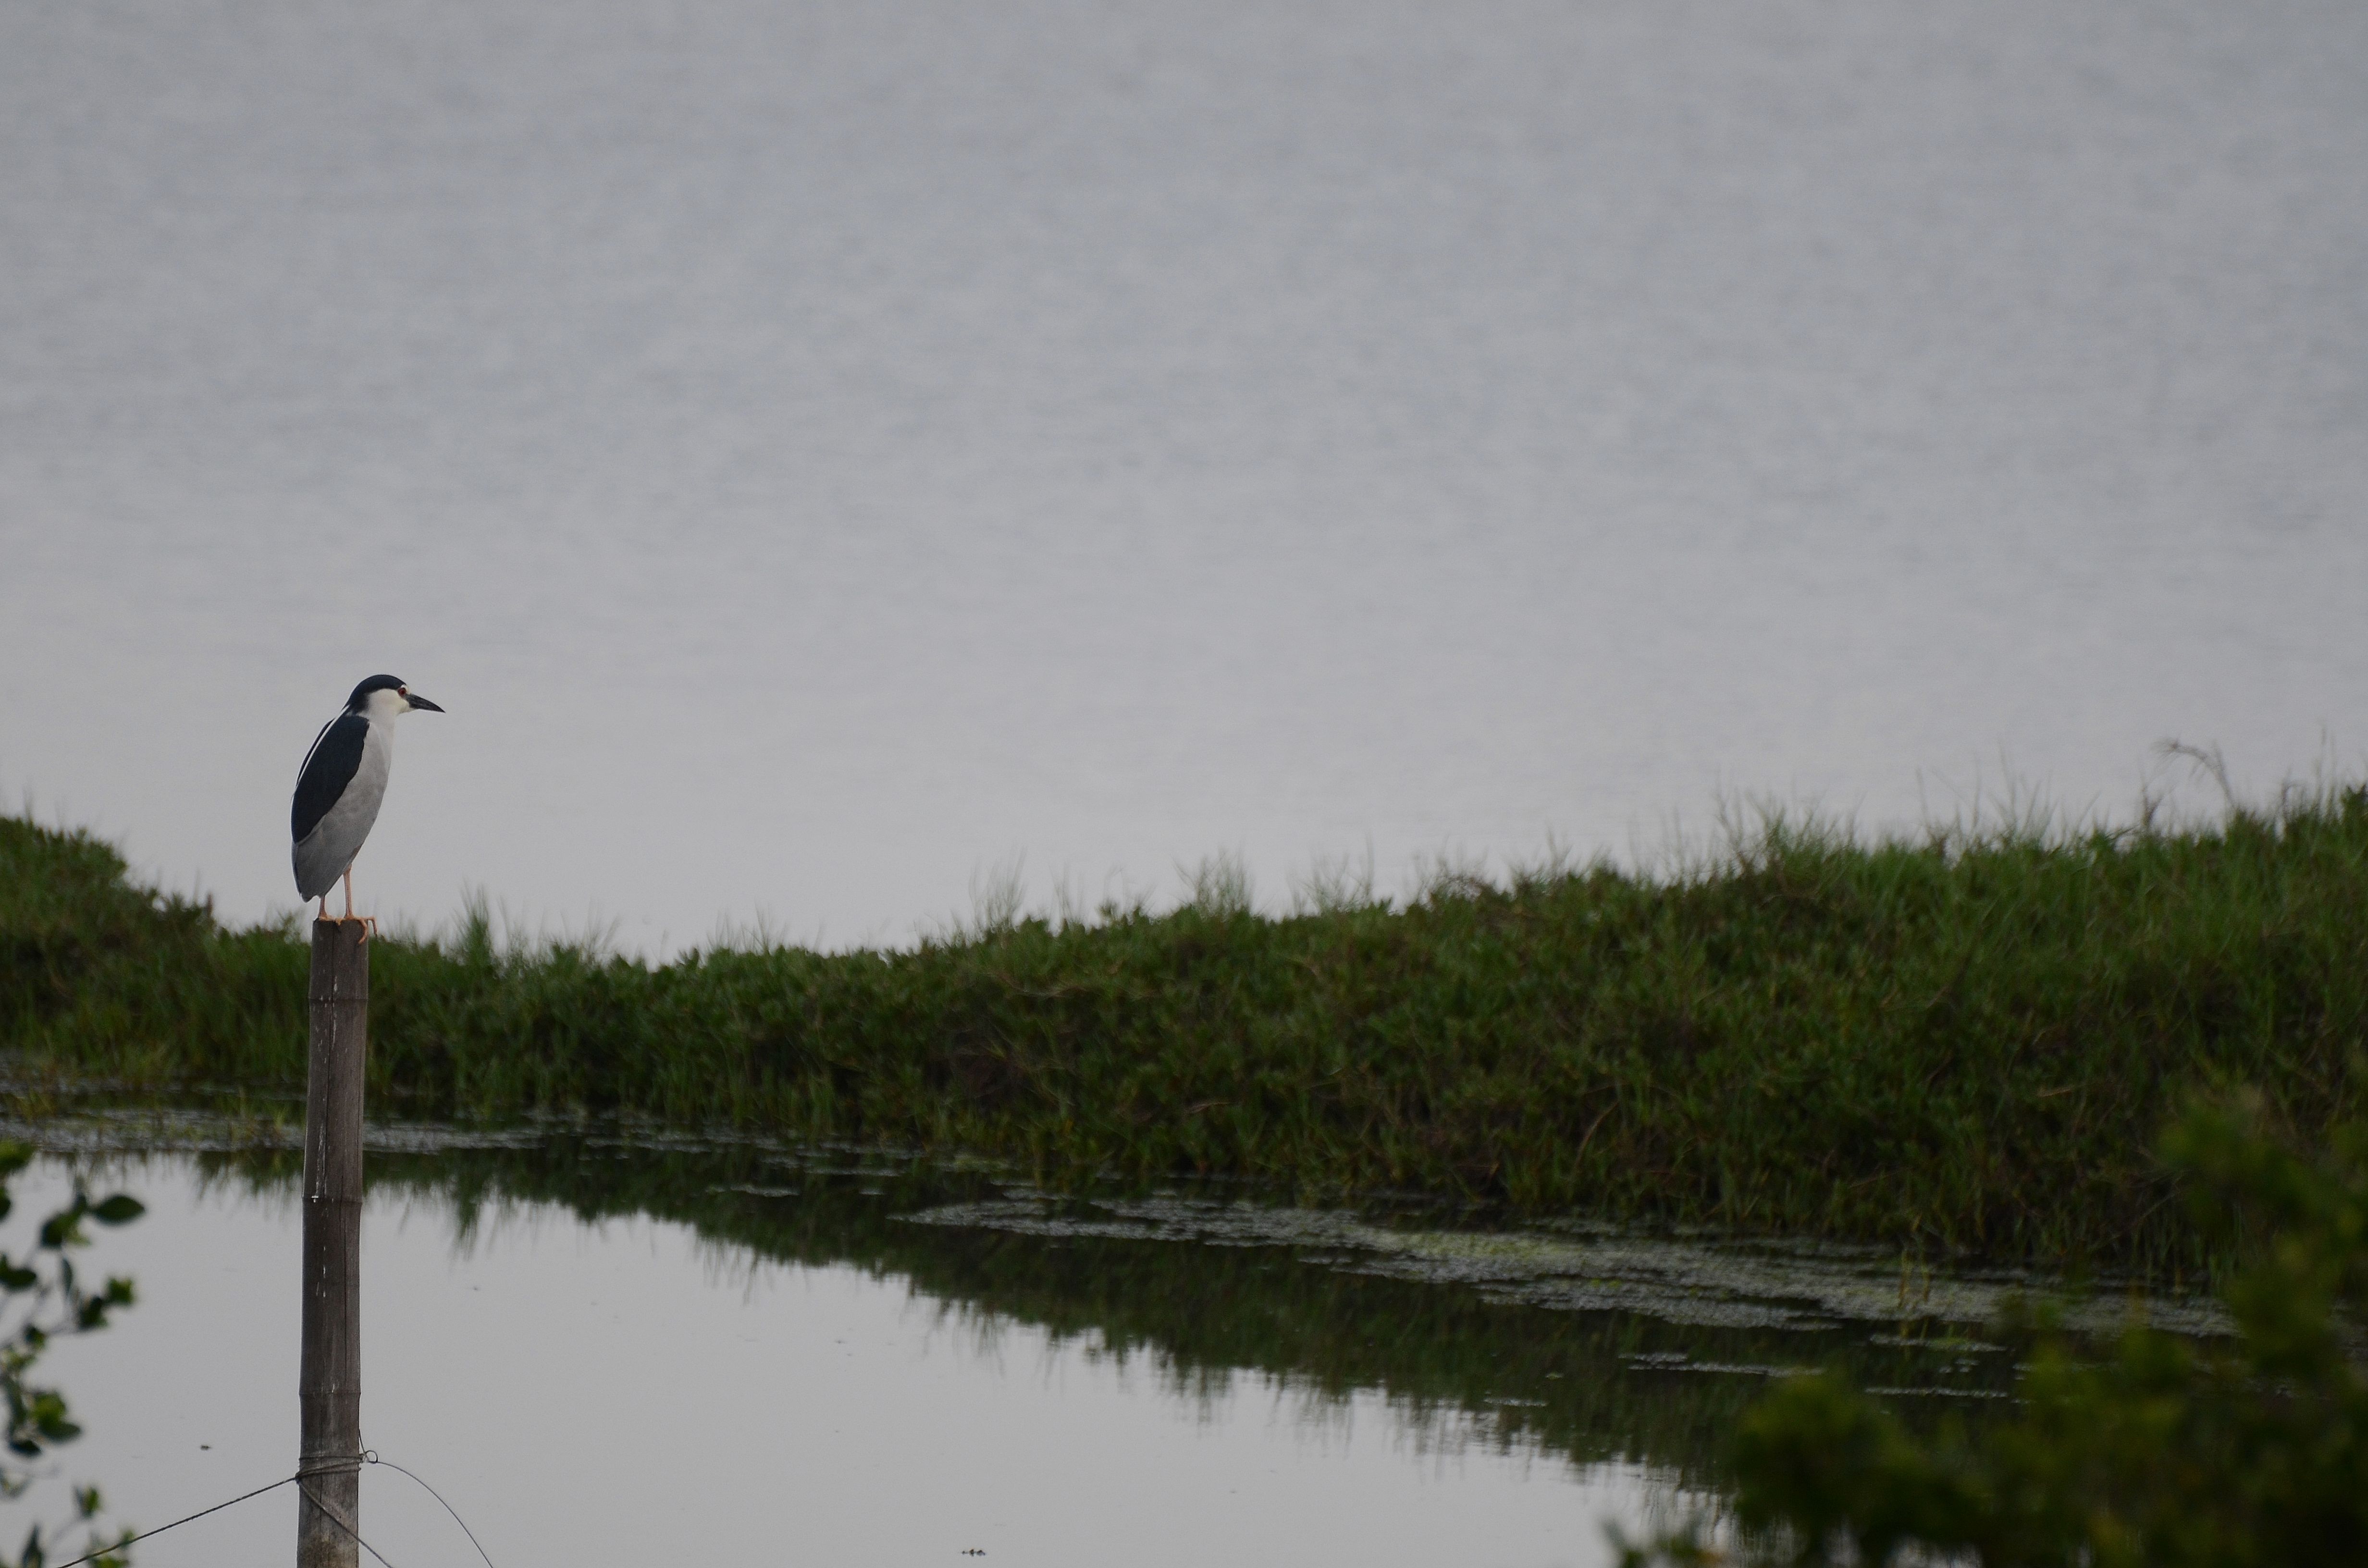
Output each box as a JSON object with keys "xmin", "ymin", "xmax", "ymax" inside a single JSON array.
[
  {"xmin": 4, "ymin": 1, "xmax": 2364, "ymax": 951},
  {"xmin": 8, "ymin": 1121, "xmax": 2190, "ymax": 1568},
  {"xmin": 13, "ymin": 1151, "xmax": 1656, "ymax": 1567}
]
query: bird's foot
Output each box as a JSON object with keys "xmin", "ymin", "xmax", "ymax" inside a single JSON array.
[{"xmin": 340, "ymin": 914, "xmax": 378, "ymax": 945}]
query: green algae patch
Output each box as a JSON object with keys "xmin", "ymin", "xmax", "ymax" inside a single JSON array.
[{"xmin": 901, "ymin": 1196, "xmax": 2227, "ymax": 1338}]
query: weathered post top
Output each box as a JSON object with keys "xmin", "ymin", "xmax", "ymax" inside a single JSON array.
[{"xmin": 299, "ymin": 919, "xmax": 368, "ymax": 1568}]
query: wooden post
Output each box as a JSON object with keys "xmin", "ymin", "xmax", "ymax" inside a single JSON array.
[{"xmin": 299, "ymin": 919, "xmax": 367, "ymax": 1568}]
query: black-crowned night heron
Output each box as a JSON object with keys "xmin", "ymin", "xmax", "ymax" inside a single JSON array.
[{"xmin": 292, "ymin": 674, "xmax": 443, "ymax": 929}]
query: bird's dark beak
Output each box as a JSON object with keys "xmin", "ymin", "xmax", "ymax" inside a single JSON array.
[{"xmin": 407, "ymin": 694, "xmax": 445, "ymax": 713}]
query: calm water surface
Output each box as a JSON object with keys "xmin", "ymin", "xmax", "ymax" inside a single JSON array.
[
  {"xmin": 20, "ymin": 1145, "xmax": 1658, "ymax": 1566},
  {"xmin": 2, "ymin": 1, "xmax": 2363, "ymax": 950},
  {"xmin": 1, "ymin": 1123, "xmax": 2183, "ymax": 1567}
]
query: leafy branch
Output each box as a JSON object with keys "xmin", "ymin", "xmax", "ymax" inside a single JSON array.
[{"xmin": 0, "ymin": 1145, "xmax": 141, "ymax": 1568}]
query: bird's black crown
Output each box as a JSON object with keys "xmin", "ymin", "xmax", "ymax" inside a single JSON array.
[{"xmin": 345, "ymin": 674, "xmax": 411, "ymax": 710}]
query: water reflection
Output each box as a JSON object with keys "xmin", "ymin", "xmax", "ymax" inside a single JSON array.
[
  {"xmin": 161, "ymin": 1129, "xmax": 2048, "ymax": 1463},
  {"xmin": 11, "ymin": 1133, "xmax": 1653, "ymax": 1566},
  {"xmin": 3, "ymin": 1120, "xmax": 2207, "ymax": 1563}
]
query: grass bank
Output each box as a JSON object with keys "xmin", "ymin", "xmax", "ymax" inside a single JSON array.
[{"xmin": 6, "ymin": 786, "xmax": 2366, "ymax": 1267}]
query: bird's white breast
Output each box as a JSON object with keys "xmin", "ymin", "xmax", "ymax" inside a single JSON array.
[{"xmin": 293, "ymin": 714, "xmax": 398, "ymax": 895}]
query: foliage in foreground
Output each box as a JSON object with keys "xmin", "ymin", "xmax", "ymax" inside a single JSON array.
[
  {"xmin": 6, "ymin": 779, "xmax": 2368, "ymax": 1265},
  {"xmin": 1627, "ymin": 1098, "xmax": 2368, "ymax": 1567},
  {"xmin": 0, "ymin": 1147, "xmax": 140, "ymax": 1568}
]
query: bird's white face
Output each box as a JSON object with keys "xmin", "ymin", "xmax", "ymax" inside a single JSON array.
[{"xmin": 362, "ymin": 684, "xmax": 441, "ymax": 720}]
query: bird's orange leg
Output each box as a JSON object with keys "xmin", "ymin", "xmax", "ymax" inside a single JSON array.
[{"xmin": 340, "ymin": 870, "xmax": 376, "ymax": 944}]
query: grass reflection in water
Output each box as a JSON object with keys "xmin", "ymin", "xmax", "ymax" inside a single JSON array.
[{"xmin": 111, "ymin": 1127, "xmax": 2124, "ymax": 1492}]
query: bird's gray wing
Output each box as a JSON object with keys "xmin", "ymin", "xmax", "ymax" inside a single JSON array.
[{"xmin": 292, "ymin": 713, "xmax": 368, "ymax": 845}]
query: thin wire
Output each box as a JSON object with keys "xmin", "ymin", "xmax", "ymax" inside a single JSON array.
[
  {"xmin": 50, "ymin": 1447, "xmax": 489, "ymax": 1568},
  {"xmin": 367, "ymin": 1452, "xmax": 500, "ymax": 1568},
  {"xmin": 299, "ymin": 1476, "xmax": 400, "ymax": 1568},
  {"xmin": 51, "ymin": 1474, "xmax": 296, "ymax": 1568}
]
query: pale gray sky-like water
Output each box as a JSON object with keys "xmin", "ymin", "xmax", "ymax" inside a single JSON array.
[
  {"xmin": 18, "ymin": 1159, "xmax": 1645, "ymax": 1568},
  {"xmin": 3, "ymin": 0, "xmax": 2364, "ymax": 951}
]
